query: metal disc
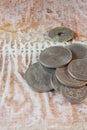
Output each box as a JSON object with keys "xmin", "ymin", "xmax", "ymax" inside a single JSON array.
[
  {"xmin": 42, "ymin": 65, "xmax": 56, "ymax": 74},
  {"xmin": 55, "ymin": 67, "xmax": 87, "ymax": 88},
  {"xmin": 48, "ymin": 27, "xmax": 74, "ymax": 42},
  {"xmin": 40, "ymin": 46, "xmax": 72, "ymax": 68},
  {"xmin": 50, "ymin": 74, "xmax": 61, "ymax": 91},
  {"xmin": 67, "ymin": 43, "xmax": 87, "ymax": 59},
  {"xmin": 84, "ymin": 55, "xmax": 87, "ymax": 59},
  {"xmin": 68, "ymin": 59, "xmax": 87, "ymax": 81},
  {"xmin": 24, "ymin": 62, "xmax": 53, "ymax": 93},
  {"xmin": 61, "ymin": 85, "xmax": 87, "ymax": 104}
]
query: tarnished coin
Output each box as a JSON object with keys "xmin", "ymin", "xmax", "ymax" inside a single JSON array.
[
  {"xmin": 24, "ymin": 62, "xmax": 53, "ymax": 93},
  {"xmin": 48, "ymin": 27, "xmax": 74, "ymax": 42},
  {"xmin": 68, "ymin": 59, "xmax": 87, "ymax": 81},
  {"xmin": 40, "ymin": 46, "xmax": 72, "ymax": 68},
  {"xmin": 61, "ymin": 85, "xmax": 87, "ymax": 104},
  {"xmin": 84, "ymin": 55, "xmax": 87, "ymax": 59},
  {"xmin": 67, "ymin": 43, "xmax": 87, "ymax": 59},
  {"xmin": 50, "ymin": 74, "xmax": 61, "ymax": 91},
  {"xmin": 42, "ymin": 65, "xmax": 56, "ymax": 74},
  {"xmin": 55, "ymin": 67, "xmax": 86, "ymax": 88}
]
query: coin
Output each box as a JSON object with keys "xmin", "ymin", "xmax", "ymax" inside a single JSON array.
[
  {"xmin": 40, "ymin": 46, "xmax": 72, "ymax": 68},
  {"xmin": 67, "ymin": 43, "xmax": 87, "ymax": 59},
  {"xmin": 61, "ymin": 85, "xmax": 87, "ymax": 104},
  {"xmin": 50, "ymin": 74, "xmax": 61, "ymax": 91},
  {"xmin": 24, "ymin": 62, "xmax": 53, "ymax": 92},
  {"xmin": 68, "ymin": 59, "xmax": 87, "ymax": 81},
  {"xmin": 48, "ymin": 27, "xmax": 74, "ymax": 42},
  {"xmin": 84, "ymin": 55, "xmax": 87, "ymax": 59},
  {"xmin": 55, "ymin": 67, "xmax": 86, "ymax": 88},
  {"xmin": 42, "ymin": 65, "xmax": 56, "ymax": 74}
]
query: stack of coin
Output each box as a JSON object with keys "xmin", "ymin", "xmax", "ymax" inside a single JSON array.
[
  {"xmin": 24, "ymin": 27, "xmax": 87, "ymax": 104},
  {"xmin": 24, "ymin": 46, "xmax": 72, "ymax": 93}
]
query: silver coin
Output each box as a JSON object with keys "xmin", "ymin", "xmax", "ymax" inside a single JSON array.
[
  {"xmin": 61, "ymin": 85, "xmax": 87, "ymax": 104},
  {"xmin": 40, "ymin": 46, "xmax": 72, "ymax": 68},
  {"xmin": 68, "ymin": 59, "xmax": 87, "ymax": 81},
  {"xmin": 24, "ymin": 62, "xmax": 53, "ymax": 92},
  {"xmin": 50, "ymin": 74, "xmax": 61, "ymax": 91},
  {"xmin": 42, "ymin": 65, "xmax": 56, "ymax": 74},
  {"xmin": 67, "ymin": 43, "xmax": 87, "ymax": 59},
  {"xmin": 48, "ymin": 27, "xmax": 74, "ymax": 42},
  {"xmin": 84, "ymin": 55, "xmax": 87, "ymax": 59},
  {"xmin": 55, "ymin": 67, "xmax": 87, "ymax": 88}
]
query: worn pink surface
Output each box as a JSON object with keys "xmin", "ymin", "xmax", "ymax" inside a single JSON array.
[{"xmin": 0, "ymin": 0, "xmax": 87, "ymax": 129}]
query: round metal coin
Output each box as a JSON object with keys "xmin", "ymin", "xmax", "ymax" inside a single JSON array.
[
  {"xmin": 84, "ymin": 55, "xmax": 87, "ymax": 59},
  {"xmin": 24, "ymin": 62, "xmax": 53, "ymax": 92},
  {"xmin": 61, "ymin": 85, "xmax": 87, "ymax": 104},
  {"xmin": 67, "ymin": 43, "xmax": 87, "ymax": 59},
  {"xmin": 50, "ymin": 74, "xmax": 61, "ymax": 91},
  {"xmin": 40, "ymin": 46, "xmax": 72, "ymax": 68},
  {"xmin": 42, "ymin": 65, "xmax": 56, "ymax": 74},
  {"xmin": 68, "ymin": 59, "xmax": 87, "ymax": 81},
  {"xmin": 55, "ymin": 67, "xmax": 87, "ymax": 88},
  {"xmin": 48, "ymin": 27, "xmax": 74, "ymax": 42}
]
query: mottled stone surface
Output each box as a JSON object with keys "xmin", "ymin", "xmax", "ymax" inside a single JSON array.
[{"xmin": 0, "ymin": 0, "xmax": 87, "ymax": 130}]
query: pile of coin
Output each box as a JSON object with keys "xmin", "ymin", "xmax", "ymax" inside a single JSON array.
[{"xmin": 24, "ymin": 43, "xmax": 87, "ymax": 104}]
